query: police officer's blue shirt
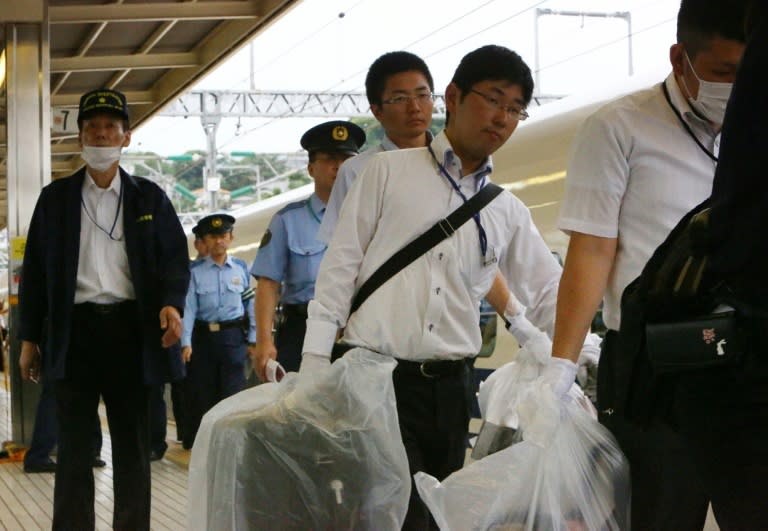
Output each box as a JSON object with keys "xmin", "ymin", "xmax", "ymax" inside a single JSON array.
[
  {"xmin": 182, "ymin": 255, "xmax": 256, "ymax": 347},
  {"xmin": 250, "ymin": 193, "xmax": 327, "ymax": 304}
]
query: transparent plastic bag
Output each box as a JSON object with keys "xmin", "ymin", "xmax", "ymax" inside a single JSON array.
[
  {"xmin": 188, "ymin": 348, "xmax": 410, "ymax": 531},
  {"xmin": 416, "ymin": 384, "xmax": 629, "ymax": 530},
  {"xmin": 473, "ymin": 331, "xmax": 596, "ymax": 459}
]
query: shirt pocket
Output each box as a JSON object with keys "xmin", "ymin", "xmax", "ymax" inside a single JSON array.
[
  {"xmin": 224, "ymin": 279, "xmax": 246, "ymax": 310},
  {"xmin": 462, "ymin": 243, "xmax": 501, "ymax": 300},
  {"xmin": 195, "ymin": 278, "xmax": 218, "ymax": 310},
  {"xmin": 287, "ymin": 240, "xmax": 326, "ymax": 285}
]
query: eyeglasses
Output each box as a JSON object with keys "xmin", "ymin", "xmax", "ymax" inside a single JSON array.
[
  {"xmin": 469, "ymin": 89, "xmax": 529, "ymax": 121},
  {"xmin": 381, "ymin": 93, "xmax": 435, "ymax": 106}
]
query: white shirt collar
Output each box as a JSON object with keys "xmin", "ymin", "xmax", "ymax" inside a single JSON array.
[
  {"xmin": 431, "ymin": 130, "xmax": 493, "ymax": 183},
  {"xmin": 84, "ymin": 170, "xmax": 122, "ymax": 194}
]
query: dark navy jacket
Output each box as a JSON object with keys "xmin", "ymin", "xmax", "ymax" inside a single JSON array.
[
  {"xmin": 18, "ymin": 168, "xmax": 190, "ymax": 385},
  {"xmin": 708, "ymin": 4, "xmax": 768, "ymax": 284}
]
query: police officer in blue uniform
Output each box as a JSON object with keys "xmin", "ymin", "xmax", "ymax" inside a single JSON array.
[
  {"xmin": 181, "ymin": 213, "xmax": 256, "ymax": 447},
  {"xmin": 250, "ymin": 121, "xmax": 365, "ymax": 380}
]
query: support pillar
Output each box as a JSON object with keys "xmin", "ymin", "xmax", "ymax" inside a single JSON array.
[{"xmin": 2, "ymin": 0, "xmax": 51, "ymax": 444}]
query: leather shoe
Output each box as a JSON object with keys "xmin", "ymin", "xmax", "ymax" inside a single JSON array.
[
  {"xmin": 93, "ymin": 458, "xmax": 107, "ymax": 468},
  {"xmin": 149, "ymin": 450, "xmax": 164, "ymax": 462},
  {"xmin": 24, "ymin": 459, "xmax": 57, "ymax": 473}
]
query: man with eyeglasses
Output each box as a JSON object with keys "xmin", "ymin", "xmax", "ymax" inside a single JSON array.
[
  {"xmin": 300, "ymin": 45, "xmax": 562, "ymax": 529},
  {"xmin": 250, "ymin": 121, "xmax": 365, "ymax": 382},
  {"xmin": 316, "ymin": 50, "xmax": 549, "ymax": 373},
  {"xmin": 18, "ymin": 88, "xmax": 189, "ymax": 530},
  {"xmin": 548, "ymin": 1, "xmax": 748, "ymax": 529},
  {"xmin": 317, "ymin": 51, "xmax": 436, "ymax": 243}
]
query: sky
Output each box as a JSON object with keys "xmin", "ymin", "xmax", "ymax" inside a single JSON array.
[{"xmin": 128, "ymin": 0, "xmax": 680, "ymax": 157}]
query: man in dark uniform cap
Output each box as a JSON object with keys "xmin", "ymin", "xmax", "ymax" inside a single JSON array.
[
  {"xmin": 250, "ymin": 120, "xmax": 365, "ymax": 381},
  {"xmin": 19, "ymin": 87, "xmax": 189, "ymax": 529},
  {"xmin": 180, "ymin": 213, "xmax": 256, "ymax": 447}
]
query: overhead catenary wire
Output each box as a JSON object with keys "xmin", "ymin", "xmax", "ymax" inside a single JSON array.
[
  {"xmin": 217, "ymin": 0, "xmax": 547, "ymax": 149},
  {"xmin": 218, "ymin": 7, "xmax": 671, "ymax": 150}
]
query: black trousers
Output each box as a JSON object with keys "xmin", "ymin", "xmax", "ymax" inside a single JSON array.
[
  {"xmin": 54, "ymin": 302, "xmax": 150, "ymax": 531},
  {"xmin": 392, "ymin": 360, "xmax": 473, "ymax": 531},
  {"xmin": 672, "ymin": 339, "xmax": 768, "ymax": 530},
  {"xmin": 274, "ymin": 311, "xmax": 306, "ymax": 373},
  {"xmin": 598, "ymin": 330, "xmax": 709, "ymax": 531}
]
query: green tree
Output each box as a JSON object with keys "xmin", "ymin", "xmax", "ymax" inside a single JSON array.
[{"xmin": 351, "ymin": 116, "xmax": 445, "ymax": 151}]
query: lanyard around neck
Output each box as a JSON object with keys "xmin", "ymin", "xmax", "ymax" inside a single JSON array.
[
  {"xmin": 81, "ymin": 179, "xmax": 124, "ymax": 241},
  {"xmin": 427, "ymin": 145, "xmax": 489, "ymax": 260},
  {"xmin": 661, "ymin": 81, "xmax": 718, "ymax": 163}
]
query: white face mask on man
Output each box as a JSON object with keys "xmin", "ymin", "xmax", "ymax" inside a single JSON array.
[
  {"xmin": 81, "ymin": 145, "xmax": 122, "ymax": 172},
  {"xmin": 682, "ymin": 52, "xmax": 733, "ymax": 125}
]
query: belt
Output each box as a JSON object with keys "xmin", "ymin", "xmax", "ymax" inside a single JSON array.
[
  {"xmin": 282, "ymin": 303, "xmax": 309, "ymax": 319},
  {"xmin": 76, "ymin": 300, "xmax": 136, "ymax": 315},
  {"xmin": 395, "ymin": 358, "xmax": 469, "ymax": 379},
  {"xmin": 194, "ymin": 318, "xmax": 244, "ymax": 333}
]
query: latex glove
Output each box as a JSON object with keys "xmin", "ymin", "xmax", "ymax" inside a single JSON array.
[
  {"xmin": 540, "ymin": 357, "xmax": 578, "ymax": 399},
  {"xmin": 504, "ymin": 303, "xmax": 540, "ymax": 347},
  {"xmin": 299, "ymin": 352, "xmax": 330, "ymax": 373},
  {"xmin": 576, "ymin": 333, "xmax": 601, "ymax": 388}
]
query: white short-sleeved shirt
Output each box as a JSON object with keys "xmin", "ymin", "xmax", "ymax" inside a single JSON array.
[
  {"xmin": 304, "ymin": 131, "xmax": 561, "ymax": 361},
  {"xmin": 559, "ymin": 73, "xmax": 719, "ymax": 330}
]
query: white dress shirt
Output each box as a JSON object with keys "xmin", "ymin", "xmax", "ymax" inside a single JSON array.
[
  {"xmin": 316, "ymin": 135, "xmax": 399, "ymax": 244},
  {"xmin": 74, "ymin": 171, "xmax": 135, "ymax": 304},
  {"xmin": 317, "ymin": 131, "xmax": 435, "ymax": 244},
  {"xmin": 304, "ymin": 131, "xmax": 561, "ymax": 361},
  {"xmin": 558, "ymin": 73, "xmax": 719, "ymax": 331}
]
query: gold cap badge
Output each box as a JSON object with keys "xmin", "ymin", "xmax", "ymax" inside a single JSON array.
[
  {"xmin": 212, "ymin": 217, "xmax": 223, "ymax": 228},
  {"xmin": 332, "ymin": 125, "xmax": 349, "ymax": 141}
]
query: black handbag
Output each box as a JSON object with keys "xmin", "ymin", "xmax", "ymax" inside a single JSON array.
[
  {"xmin": 645, "ymin": 310, "xmax": 742, "ymax": 373},
  {"xmin": 331, "ymin": 183, "xmax": 504, "ymax": 360}
]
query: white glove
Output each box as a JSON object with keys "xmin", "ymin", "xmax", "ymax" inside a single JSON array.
[
  {"xmin": 298, "ymin": 352, "xmax": 330, "ymax": 373},
  {"xmin": 504, "ymin": 303, "xmax": 540, "ymax": 347},
  {"xmin": 540, "ymin": 357, "xmax": 578, "ymax": 399},
  {"xmin": 576, "ymin": 333, "xmax": 601, "ymax": 388}
]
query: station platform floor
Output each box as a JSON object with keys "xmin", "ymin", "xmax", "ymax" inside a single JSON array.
[
  {"xmin": 0, "ymin": 379, "xmax": 188, "ymax": 530},
  {"xmin": 0, "ymin": 370, "xmax": 722, "ymax": 531}
]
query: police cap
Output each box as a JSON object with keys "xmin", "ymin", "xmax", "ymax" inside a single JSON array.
[
  {"xmin": 300, "ymin": 120, "xmax": 365, "ymax": 156},
  {"xmin": 195, "ymin": 213, "xmax": 235, "ymax": 237},
  {"xmin": 78, "ymin": 88, "xmax": 130, "ymax": 125},
  {"xmin": 191, "ymin": 223, "xmax": 202, "ymax": 239}
]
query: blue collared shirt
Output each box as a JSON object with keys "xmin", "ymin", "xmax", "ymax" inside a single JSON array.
[
  {"xmin": 250, "ymin": 193, "xmax": 327, "ymax": 304},
  {"xmin": 182, "ymin": 255, "xmax": 256, "ymax": 347}
]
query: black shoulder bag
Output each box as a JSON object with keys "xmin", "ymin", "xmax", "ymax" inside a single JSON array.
[
  {"xmin": 331, "ymin": 183, "xmax": 503, "ymax": 360},
  {"xmin": 616, "ymin": 200, "xmax": 746, "ymax": 425}
]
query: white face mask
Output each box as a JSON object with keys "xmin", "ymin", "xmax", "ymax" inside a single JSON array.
[
  {"xmin": 682, "ymin": 52, "xmax": 733, "ymax": 125},
  {"xmin": 81, "ymin": 145, "xmax": 122, "ymax": 172}
]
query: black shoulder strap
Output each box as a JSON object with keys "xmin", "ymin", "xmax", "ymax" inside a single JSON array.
[{"xmin": 349, "ymin": 183, "xmax": 504, "ymax": 315}]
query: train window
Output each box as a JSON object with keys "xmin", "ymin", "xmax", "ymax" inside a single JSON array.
[{"xmin": 477, "ymin": 299, "xmax": 497, "ymax": 358}]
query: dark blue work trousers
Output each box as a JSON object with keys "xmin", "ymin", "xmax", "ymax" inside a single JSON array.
[
  {"xmin": 183, "ymin": 327, "xmax": 246, "ymax": 448},
  {"xmin": 274, "ymin": 313, "xmax": 306, "ymax": 373}
]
